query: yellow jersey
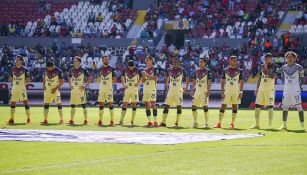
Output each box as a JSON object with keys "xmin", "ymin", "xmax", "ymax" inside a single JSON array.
[
  {"xmin": 122, "ymin": 67, "xmax": 141, "ymax": 92},
  {"xmin": 98, "ymin": 66, "xmax": 116, "ymax": 91},
  {"xmin": 143, "ymin": 67, "xmax": 157, "ymax": 93},
  {"xmin": 222, "ymin": 66, "xmax": 243, "ymax": 93},
  {"xmin": 258, "ymin": 63, "xmax": 278, "ymax": 91},
  {"xmin": 44, "ymin": 67, "xmax": 64, "ymax": 90},
  {"xmin": 69, "ymin": 67, "xmax": 90, "ymax": 92},
  {"xmin": 168, "ymin": 66, "xmax": 187, "ymax": 92},
  {"xmin": 193, "ymin": 67, "xmax": 212, "ymax": 94},
  {"xmin": 10, "ymin": 66, "xmax": 29, "ymax": 91}
]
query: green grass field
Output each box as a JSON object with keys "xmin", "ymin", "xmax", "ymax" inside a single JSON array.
[{"xmin": 0, "ymin": 106, "xmax": 306, "ymax": 175}]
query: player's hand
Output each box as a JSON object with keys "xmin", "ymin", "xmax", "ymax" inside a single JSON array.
[
  {"xmin": 183, "ymin": 88, "xmax": 187, "ymax": 94},
  {"xmin": 239, "ymin": 93, "xmax": 243, "ymax": 99},
  {"xmin": 190, "ymin": 90, "xmax": 195, "ymax": 97},
  {"xmin": 43, "ymin": 86, "xmax": 46, "ymax": 90},
  {"xmin": 79, "ymin": 85, "xmax": 85, "ymax": 91},
  {"xmin": 134, "ymin": 83, "xmax": 139, "ymax": 87},
  {"xmin": 124, "ymin": 85, "xmax": 128, "ymax": 89},
  {"xmin": 221, "ymin": 92, "xmax": 225, "ymax": 99},
  {"xmin": 206, "ymin": 91, "xmax": 210, "ymax": 97},
  {"xmin": 51, "ymin": 88, "xmax": 57, "ymax": 93}
]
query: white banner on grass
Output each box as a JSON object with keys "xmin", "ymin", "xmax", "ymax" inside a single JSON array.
[{"xmin": 0, "ymin": 129, "xmax": 264, "ymax": 145}]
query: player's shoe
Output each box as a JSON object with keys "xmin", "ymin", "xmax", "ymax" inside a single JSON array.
[
  {"xmin": 58, "ymin": 120, "xmax": 64, "ymax": 125},
  {"xmin": 68, "ymin": 120, "xmax": 74, "ymax": 125},
  {"xmin": 192, "ymin": 123, "xmax": 198, "ymax": 128},
  {"xmin": 153, "ymin": 122, "xmax": 158, "ymax": 127},
  {"xmin": 26, "ymin": 118, "xmax": 31, "ymax": 124},
  {"xmin": 279, "ymin": 125, "xmax": 287, "ymax": 130},
  {"xmin": 214, "ymin": 123, "xmax": 221, "ymax": 128},
  {"xmin": 159, "ymin": 122, "xmax": 166, "ymax": 127},
  {"xmin": 97, "ymin": 120, "xmax": 102, "ymax": 126},
  {"xmin": 116, "ymin": 121, "xmax": 123, "ymax": 126},
  {"xmin": 203, "ymin": 124, "xmax": 209, "ymax": 129},
  {"xmin": 145, "ymin": 122, "xmax": 154, "ymax": 127},
  {"xmin": 7, "ymin": 119, "xmax": 14, "ymax": 125},
  {"xmin": 250, "ymin": 124, "xmax": 260, "ymax": 129},
  {"xmin": 109, "ymin": 121, "xmax": 115, "ymax": 127},
  {"xmin": 173, "ymin": 123, "xmax": 179, "ymax": 128},
  {"xmin": 40, "ymin": 120, "xmax": 48, "ymax": 125},
  {"xmin": 230, "ymin": 123, "xmax": 235, "ymax": 129},
  {"xmin": 83, "ymin": 120, "xmax": 88, "ymax": 125}
]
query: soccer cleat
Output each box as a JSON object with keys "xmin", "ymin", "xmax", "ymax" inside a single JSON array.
[
  {"xmin": 116, "ymin": 121, "xmax": 123, "ymax": 126},
  {"xmin": 173, "ymin": 123, "xmax": 179, "ymax": 128},
  {"xmin": 145, "ymin": 122, "xmax": 154, "ymax": 127},
  {"xmin": 40, "ymin": 120, "xmax": 48, "ymax": 125},
  {"xmin": 153, "ymin": 122, "xmax": 159, "ymax": 127},
  {"xmin": 58, "ymin": 120, "xmax": 64, "ymax": 125},
  {"xmin": 214, "ymin": 123, "xmax": 221, "ymax": 128},
  {"xmin": 230, "ymin": 123, "xmax": 235, "ymax": 129},
  {"xmin": 7, "ymin": 119, "xmax": 14, "ymax": 125},
  {"xmin": 97, "ymin": 120, "xmax": 102, "ymax": 126},
  {"xmin": 250, "ymin": 124, "xmax": 260, "ymax": 129},
  {"xmin": 68, "ymin": 120, "xmax": 74, "ymax": 125},
  {"xmin": 192, "ymin": 123, "xmax": 198, "ymax": 128},
  {"xmin": 203, "ymin": 124, "xmax": 209, "ymax": 129},
  {"xmin": 279, "ymin": 125, "xmax": 287, "ymax": 131},
  {"xmin": 83, "ymin": 120, "xmax": 88, "ymax": 125},
  {"xmin": 26, "ymin": 118, "xmax": 31, "ymax": 124},
  {"xmin": 159, "ymin": 122, "xmax": 166, "ymax": 127},
  {"xmin": 109, "ymin": 121, "xmax": 115, "ymax": 127}
]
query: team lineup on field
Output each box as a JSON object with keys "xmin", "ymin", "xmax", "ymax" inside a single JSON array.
[{"xmin": 7, "ymin": 51, "xmax": 305, "ymax": 131}]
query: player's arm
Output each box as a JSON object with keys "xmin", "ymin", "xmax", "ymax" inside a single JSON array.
[
  {"xmin": 268, "ymin": 64, "xmax": 277, "ymax": 79},
  {"xmin": 141, "ymin": 71, "xmax": 146, "ymax": 83},
  {"xmin": 239, "ymin": 70, "xmax": 243, "ymax": 98},
  {"xmin": 82, "ymin": 70, "xmax": 93, "ymax": 90},
  {"xmin": 137, "ymin": 70, "xmax": 142, "ymax": 86},
  {"xmin": 52, "ymin": 68, "xmax": 64, "ymax": 93},
  {"xmin": 43, "ymin": 72, "xmax": 46, "ymax": 90},
  {"xmin": 121, "ymin": 69, "xmax": 127, "ymax": 89},
  {"xmin": 68, "ymin": 69, "xmax": 72, "ymax": 89},
  {"xmin": 220, "ymin": 70, "xmax": 226, "ymax": 98},
  {"xmin": 112, "ymin": 68, "xmax": 117, "ymax": 84},
  {"xmin": 183, "ymin": 69, "xmax": 189, "ymax": 93},
  {"xmin": 25, "ymin": 68, "xmax": 30, "ymax": 85},
  {"xmin": 165, "ymin": 75, "xmax": 170, "ymax": 92},
  {"xmin": 9, "ymin": 68, "xmax": 13, "ymax": 82},
  {"xmin": 299, "ymin": 66, "xmax": 305, "ymax": 89},
  {"xmin": 207, "ymin": 70, "xmax": 212, "ymax": 97}
]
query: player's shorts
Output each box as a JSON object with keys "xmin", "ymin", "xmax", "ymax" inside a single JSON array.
[
  {"xmin": 282, "ymin": 93, "xmax": 301, "ymax": 106},
  {"xmin": 143, "ymin": 90, "xmax": 157, "ymax": 102},
  {"xmin": 123, "ymin": 90, "xmax": 139, "ymax": 103},
  {"xmin": 222, "ymin": 91, "xmax": 241, "ymax": 105},
  {"xmin": 44, "ymin": 90, "xmax": 61, "ymax": 104},
  {"xmin": 165, "ymin": 90, "xmax": 183, "ymax": 106},
  {"xmin": 70, "ymin": 90, "xmax": 87, "ymax": 105},
  {"xmin": 98, "ymin": 90, "xmax": 113, "ymax": 103},
  {"xmin": 255, "ymin": 89, "xmax": 275, "ymax": 106},
  {"xmin": 192, "ymin": 92, "xmax": 209, "ymax": 107},
  {"xmin": 10, "ymin": 88, "xmax": 28, "ymax": 102}
]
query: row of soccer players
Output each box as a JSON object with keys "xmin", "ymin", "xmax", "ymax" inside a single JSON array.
[{"xmin": 7, "ymin": 51, "xmax": 304, "ymax": 130}]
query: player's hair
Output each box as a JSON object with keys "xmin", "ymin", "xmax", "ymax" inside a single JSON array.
[
  {"xmin": 285, "ymin": 51, "xmax": 297, "ymax": 58},
  {"xmin": 229, "ymin": 55, "xmax": 237, "ymax": 59},
  {"xmin": 15, "ymin": 55, "xmax": 24, "ymax": 61},
  {"xmin": 146, "ymin": 55, "xmax": 155, "ymax": 63},
  {"xmin": 199, "ymin": 57, "xmax": 207, "ymax": 62},
  {"xmin": 264, "ymin": 53, "xmax": 273, "ymax": 58},
  {"xmin": 74, "ymin": 56, "xmax": 82, "ymax": 63},
  {"xmin": 46, "ymin": 61, "xmax": 54, "ymax": 67}
]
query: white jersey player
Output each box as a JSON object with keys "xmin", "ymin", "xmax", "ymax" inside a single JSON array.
[{"xmin": 280, "ymin": 51, "xmax": 305, "ymax": 130}]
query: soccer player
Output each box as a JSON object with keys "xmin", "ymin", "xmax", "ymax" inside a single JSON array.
[
  {"xmin": 97, "ymin": 54, "xmax": 117, "ymax": 126},
  {"xmin": 118, "ymin": 59, "xmax": 142, "ymax": 126},
  {"xmin": 214, "ymin": 56, "xmax": 243, "ymax": 129},
  {"xmin": 41, "ymin": 61, "xmax": 64, "ymax": 125},
  {"xmin": 190, "ymin": 57, "xmax": 212, "ymax": 128},
  {"xmin": 280, "ymin": 51, "xmax": 304, "ymax": 130},
  {"xmin": 141, "ymin": 55, "xmax": 158, "ymax": 127},
  {"xmin": 251, "ymin": 53, "xmax": 278, "ymax": 129},
  {"xmin": 159, "ymin": 57, "xmax": 189, "ymax": 128},
  {"xmin": 68, "ymin": 56, "xmax": 93, "ymax": 125},
  {"xmin": 7, "ymin": 55, "xmax": 31, "ymax": 124}
]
